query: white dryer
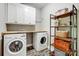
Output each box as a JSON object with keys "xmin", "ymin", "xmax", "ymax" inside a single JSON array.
[
  {"xmin": 33, "ymin": 32, "xmax": 47, "ymax": 51},
  {"xmin": 3, "ymin": 33, "xmax": 26, "ymax": 56}
]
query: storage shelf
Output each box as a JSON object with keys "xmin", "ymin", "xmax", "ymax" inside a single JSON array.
[
  {"xmin": 55, "ymin": 37, "xmax": 71, "ymax": 42},
  {"xmin": 6, "ymin": 22, "xmax": 35, "ymax": 26},
  {"xmin": 51, "ymin": 10, "xmax": 76, "ymax": 19},
  {"xmin": 50, "ymin": 5, "xmax": 77, "ymax": 56},
  {"xmin": 51, "ymin": 25, "xmax": 77, "ymax": 28},
  {"xmin": 50, "ymin": 36, "xmax": 77, "ymax": 40}
]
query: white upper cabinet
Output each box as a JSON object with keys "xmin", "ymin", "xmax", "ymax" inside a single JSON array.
[
  {"xmin": 16, "ymin": 4, "xmax": 25, "ymax": 24},
  {"xmin": 23, "ymin": 5, "xmax": 36, "ymax": 25},
  {"xmin": 7, "ymin": 4, "xmax": 17, "ymax": 23},
  {"xmin": 7, "ymin": 3, "xmax": 36, "ymax": 25},
  {"xmin": 0, "ymin": 4, "xmax": 7, "ymax": 32}
]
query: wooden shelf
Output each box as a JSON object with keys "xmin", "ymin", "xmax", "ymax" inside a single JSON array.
[
  {"xmin": 51, "ymin": 25, "xmax": 77, "ymax": 28},
  {"xmin": 51, "ymin": 11, "xmax": 76, "ymax": 19},
  {"xmin": 50, "ymin": 36, "xmax": 77, "ymax": 41},
  {"xmin": 55, "ymin": 36, "xmax": 71, "ymax": 42},
  {"xmin": 6, "ymin": 22, "xmax": 35, "ymax": 26}
]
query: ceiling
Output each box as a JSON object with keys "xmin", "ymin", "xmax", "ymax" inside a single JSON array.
[
  {"xmin": 22, "ymin": 3, "xmax": 48, "ymax": 9},
  {"xmin": 22, "ymin": 3, "xmax": 79, "ymax": 10}
]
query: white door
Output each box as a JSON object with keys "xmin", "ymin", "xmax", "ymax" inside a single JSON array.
[
  {"xmin": 16, "ymin": 4, "xmax": 24, "ymax": 24},
  {"xmin": 23, "ymin": 5, "xmax": 36, "ymax": 25},
  {"xmin": 7, "ymin": 4, "xmax": 17, "ymax": 23},
  {"xmin": 7, "ymin": 3, "xmax": 36, "ymax": 25},
  {"xmin": 29, "ymin": 7, "xmax": 36, "ymax": 25}
]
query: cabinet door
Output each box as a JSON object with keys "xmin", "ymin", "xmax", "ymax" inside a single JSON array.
[
  {"xmin": 16, "ymin": 4, "xmax": 24, "ymax": 24},
  {"xmin": 7, "ymin": 4, "xmax": 36, "ymax": 25},
  {"xmin": 29, "ymin": 7, "xmax": 36, "ymax": 25},
  {"xmin": 0, "ymin": 4, "xmax": 7, "ymax": 32},
  {"xmin": 23, "ymin": 5, "xmax": 36, "ymax": 25},
  {"xmin": 8, "ymin": 4, "xmax": 17, "ymax": 23}
]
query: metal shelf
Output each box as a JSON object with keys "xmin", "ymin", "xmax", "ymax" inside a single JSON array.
[{"xmin": 50, "ymin": 5, "xmax": 78, "ymax": 56}]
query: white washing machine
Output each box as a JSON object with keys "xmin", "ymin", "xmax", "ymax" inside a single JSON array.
[
  {"xmin": 3, "ymin": 33, "xmax": 26, "ymax": 56},
  {"xmin": 33, "ymin": 32, "xmax": 47, "ymax": 51}
]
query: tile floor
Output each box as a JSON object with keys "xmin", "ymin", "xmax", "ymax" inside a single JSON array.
[{"xmin": 27, "ymin": 49, "xmax": 49, "ymax": 56}]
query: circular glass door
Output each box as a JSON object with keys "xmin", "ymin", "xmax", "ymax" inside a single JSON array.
[
  {"xmin": 40, "ymin": 37, "xmax": 46, "ymax": 44},
  {"xmin": 9, "ymin": 40, "xmax": 23, "ymax": 53}
]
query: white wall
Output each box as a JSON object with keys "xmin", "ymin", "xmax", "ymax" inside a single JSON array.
[{"xmin": 41, "ymin": 3, "xmax": 79, "ymax": 53}]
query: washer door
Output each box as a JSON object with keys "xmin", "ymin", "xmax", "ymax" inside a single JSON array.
[
  {"xmin": 9, "ymin": 40, "xmax": 23, "ymax": 53},
  {"xmin": 7, "ymin": 39, "xmax": 24, "ymax": 54},
  {"xmin": 40, "ymin": 37, "xmax": 46, "ymax": 44}
]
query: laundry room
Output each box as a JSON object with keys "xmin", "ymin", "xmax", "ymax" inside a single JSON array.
[
  {"xmin": 0, "ymin": 3, "xmax": 79, "ymax": 56},
  {"xmin": 0, "ymin": 3, "xmax": 49, "ymax": 56}
]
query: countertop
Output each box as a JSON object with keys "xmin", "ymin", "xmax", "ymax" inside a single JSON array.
[{"xmin": 0, "ymin": 30, "xmax": 47, "ymax": 35}]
